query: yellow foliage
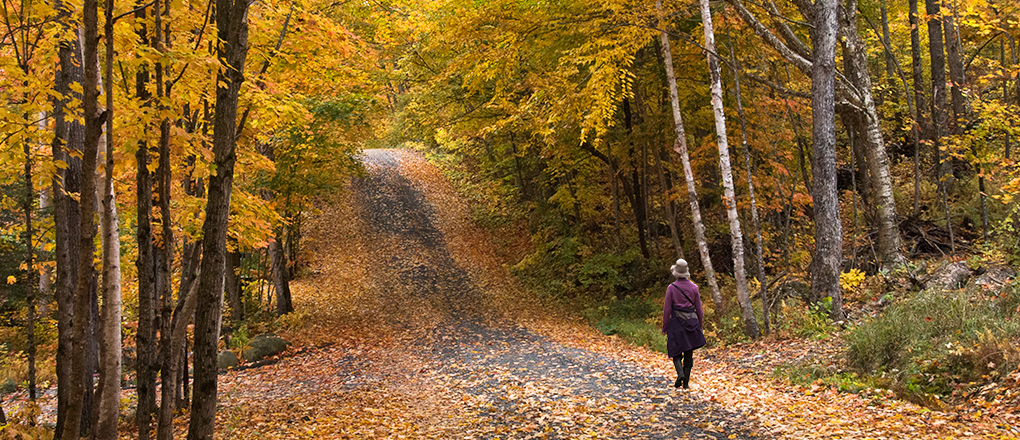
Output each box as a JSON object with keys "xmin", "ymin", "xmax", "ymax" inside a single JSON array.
[{"xmin": 840, "ymin": 269, "xmax": 866, "ymax": 292}]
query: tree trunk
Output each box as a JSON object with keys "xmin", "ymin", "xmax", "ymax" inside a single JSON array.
[
  {"xmin": 943, "ymin": 2, "xmax": 968, "ymax": 132},
  {"xmin": 156, "ymin": 260, "xmax": 201, "ymax": 440},
  {"xmin": 909, "ymin": 0, "xmax": 927, "ymax": 216},
  {"xmin": 225, "ymin": 249, "xmax": 244, "ymax": 322},
  {"xmin": 23, "ymin": 119, "xmax": 38, "ymax": 401},
  {"xmin": 156, "ymin": 242, "xmax": 201, "ymax": 440},
  {"xmin": 187, "ymin": 0, "xmax": 250, "ymax": 436},
  {"xmin": 926, "ymin": 0, "xmax": 951, "ymax": 185},
  {"xmin": 656, "ymin": 0, "xmax": 723, "ymax": 311},
  {"xmin": 810, "ymin": 0, "xmax": 845, "ymax": 320},
  {"xmin": 62, "ymin": 0, "xmax": 103, "ymax": 434},
  {"xmin": 841, "ymin": 1, "xmax": 906, "ymax": 268},
  {"xmin": 271, "ymin": 236, "xmax": 294, "ymax": 315},
  {"xmin": 621, "ymin": 99, "xmax": 651, "ymax": 259},
  {"xmin": 880, "ymin": 4, "xmax": 896, "ymax": 84},
  {"xmin": 52, "ymin": 2, "xmax": 85, "ymax": 435},
  {"xmin": 133, "ymin": 3, "xmax": 158, "ymax": 435},
  {"xmin": 698, "ymin": 0, "xmax": 757, "ymax": 337},
  {"xmin": 655, "ymin": 148, "xmax": 684, "ymax": 259},
  {"xmin": 95, "ymin": 0, "xmax": 123, "ymax": 432},
  {"xmin": 723, "ymin": 17, "xmax": 769, "ymax": 334}
]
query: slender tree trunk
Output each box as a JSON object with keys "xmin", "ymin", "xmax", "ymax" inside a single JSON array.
[
  {"xmin": 943, "ymin": 0, "xmax": 968, "ymax": 132},
  {"xmin": 810, "ymin": 0, "xmax": 844, "ymax": 320},
  {"xmin": 156, "ymin": 242, "xmax": 201, "ymax": 440},
  {"xmin": 778, "ymin": 66, "xmax": 815, "ymax": 197},
  {"xmin": 723, "ymin": 18, "xmax": 769, "ymax": 334},
  {"xmin": 927, "ymin": 0, "xmax": 951, "ymax": 185},
  {"xmin": 52, "ymin": 3, "xmax": 85, "ymax": 435},
  {"xmin": 188, "ymin": 0, "xmax": 250, "ymax": 436},
  {"xmin": 23, "ymin": 118, "xmax": 37, "ymax": 401},
  {"xmin": 656, "ymin": 0, "xmax": 723, "ymax": 311},
  {"xmin": 271, "ymin": 235, "xmax": 294, "ymax": 315},
  {"xmin": 62, "ymin": 0, "xmax": 103, "ymax": 434},
  {"xmin": 225, "ymin": 249, "xmax": 244, "ymax": 322},
  {"xmin": 95, "ymin": 0, "xmax": 123, "ymax": 431},
  {"xmin": 655, "ymin": 148, "xmax": 684, "ymax": 259},
  {"xmin": 699, "ymin": 0, "xmax": 757, "ymax": 336},
  {"xmin": 909, "ymin": 0, "xmax": 927, "ymax": 216},
  {"xmin": 133, "ymin": 3, "xmax": 158, "ymax": 435},
  {"xmin": 880, "ymin": 4, "xmax": 896, "ymax": 84}
]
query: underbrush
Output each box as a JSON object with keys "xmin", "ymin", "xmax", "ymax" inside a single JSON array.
[
  {"xmin": 582, "ymin": 295, "xmax": 666, "ymax": 354},
  {"xmin": 843, "ymin": 281, "xmax": 1020, "ymax": 402}
]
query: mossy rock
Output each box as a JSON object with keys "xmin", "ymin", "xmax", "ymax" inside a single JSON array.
[
  {"xmin": 218, "ymin": 350, "xmax": 239, "ymax": 369},
  {"xmin": 241, "ymin": 334, "xmax": 289, "ymax": 362}
]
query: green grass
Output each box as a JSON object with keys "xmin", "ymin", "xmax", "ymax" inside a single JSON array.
[
  {"xmin": 583, "ymin": 296, "xmax": 667, "ymax": 354},
  {"xmin": 844, "ymin": 282, "xmax": 1020, "ymax": 397}
]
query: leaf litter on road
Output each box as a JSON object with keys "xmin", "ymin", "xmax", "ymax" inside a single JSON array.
[{"xmin": 182, "ymin": 149, "xmax": 1016, "ymax": 439}]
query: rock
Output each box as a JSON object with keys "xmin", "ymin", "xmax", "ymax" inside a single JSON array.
[
  {"xmin": 218, "ymin": 350, "xmax": 239, "ymax": 369},
  {"xmin": 242, "ymin": 334, "xmax": 289, "ymax": 363},
  {"xmin": 926, "ymin": 261, "xmax": 971, "ymax": 291},
  {"xmin": 972, "ymin": 265, "xmax": 1017, "ymax": 290}
]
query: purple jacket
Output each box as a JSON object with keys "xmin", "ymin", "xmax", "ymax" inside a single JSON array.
[{"xmin": 662, "ymin": 279, "xmax": 704, "ymax": 333}]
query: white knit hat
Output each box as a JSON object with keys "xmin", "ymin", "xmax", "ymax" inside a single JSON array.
[{"xmin": 671, "ymin": 259, "xmax": 690, "ymax": 279}]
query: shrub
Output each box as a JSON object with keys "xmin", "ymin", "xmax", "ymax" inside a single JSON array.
[
  {"xmin": 583, "ymin": 295, "xmax": 666, "ymax": 353},
  {"xmin": 845, "ymin": 283, "xmax": 1020, "ymax": 396},
  {"xmin": 774, "ymin": 298, "xmax": 837, "ymax": 340}
]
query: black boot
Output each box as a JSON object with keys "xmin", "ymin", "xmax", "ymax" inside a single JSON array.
[
  {"xmin": 682, "ymin": 363, "xmax": 692, "ymax": 389},
  {"xmin": 672, "ymin": 356, "xmax": 685, "ymax": 388}
]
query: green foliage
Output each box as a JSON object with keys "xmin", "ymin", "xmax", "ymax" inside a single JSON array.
[
  {"xmin": 773, "ymin": 364, "xmax": 875, "ymax": 394},
  {"xmin": 845, "ymin": 283, "xmax": 1020, "ymax": 396},
  {"xmin": 583, "ymin": 295, "xmax": 666, "ymax": 354},
  {"xmin": 230, "ymin": 324, "xmax": 252, "ymax": 350},
  {"xmin": 773, "ymin": 298, "xmax": 837, "ymax": 339}
]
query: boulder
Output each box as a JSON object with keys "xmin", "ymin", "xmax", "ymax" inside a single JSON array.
[
  {"xmin": 218, "ymin": 350, "xmax": 239, "ymax": 369},
  {"xmin": 926, "ymin": 261, "xmax": 971, "ymax": 291},
  {"xmin": 242, "ymin": 334, "xmax": 289, "ymax": 363}
]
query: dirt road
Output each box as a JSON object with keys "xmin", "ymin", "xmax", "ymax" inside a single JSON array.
[{"xmin": 216, "ymin": 149, "xmax": 761, "ymax": 439}]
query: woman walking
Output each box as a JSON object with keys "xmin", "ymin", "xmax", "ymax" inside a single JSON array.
[{"xmin": 662, "ymin": 259, "xmax": 706, "ymax": 388}]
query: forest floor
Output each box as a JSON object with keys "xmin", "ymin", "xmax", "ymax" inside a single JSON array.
[{"xmin": 2, "ymin": 148, "xmax": 1017, "ymax": 439}]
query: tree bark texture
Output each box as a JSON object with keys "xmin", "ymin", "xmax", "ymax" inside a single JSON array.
[
  {"xmin": 943, "ymin": 3, "xmax": 969, "ymax": 132},
  {"xmin": 187, "ymin": 0, "xmax": 250, "ymax": 436},
  {"xmin": 656, "ymin": 0, "xmax": 723, "ymax": 311},
  {"xmin": 926, "ymin": 0, "xmax": 951, "ymax": 182},
  {"xmin": 62, "ymin": 0, "xmax": 102, "ymax": 434},
  {"xmin": 134, "ymin": 3, "xmax": 158, "ymax": 435},
  {"xmin": 24, "ymin": 117, "xmax": 38, "ymax": 401},
  {"xmin": 157, "ymin": 242, "xmax": 201, "ymax": 440},
  {"xmin": 840, "ymin": 1, "xmax": 906, "ymax": 268},
  {"xmin": 95, "ymin": 0, "xmax": 123, "ymax": 432},
  {"xmin": 698, "ymin": 0, "xmax": 758, "ymax": 337},
  {"xmin": 909, "ymin": 0, "xmax": 927, "ymax": 215},
  {"xmin": 225, "ymin": 249, "xmax": 244, "ymax": 322},
  {"xmin": 271, "ymin": 236, "xmax": 294, "ymax": 315},
  {"xmin": 52, "ymin": 4, "xmax": 85, "ymax": 436},
  {"xmin": 810, "ymin": 0, "xmax": 845, "ymax": 320}
]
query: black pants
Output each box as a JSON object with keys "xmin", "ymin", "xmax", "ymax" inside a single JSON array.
[{"xmin": 672, "ymin": 350, "xmax": 693, "ymax": 388}]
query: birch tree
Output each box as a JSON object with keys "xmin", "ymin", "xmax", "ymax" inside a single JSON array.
[
  {"xmin": 95, "ymin": 0, "xmax": 123, "ymax": 435},
  {"xmin": 697, "ymin": 0, "xmax": 758, "ymax": 336},
  {"xmin": 655, "ymin": 0, "xmax": 723, "ymax": 311}
]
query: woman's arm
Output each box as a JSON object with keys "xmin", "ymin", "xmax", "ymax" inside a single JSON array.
[{"xmin": 662, "ymin": 285, "xmax": 674, "ymax": 333}]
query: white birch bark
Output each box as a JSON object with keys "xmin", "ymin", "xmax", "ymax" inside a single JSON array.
[
  {"xmin": 656, "ymin": 0, "xmax": 723, "ymax": 311},
  {"xmin": 698, "ymin": 0, "xmax": 758, "ymax": 337},
  {"xmin": 95, "ymin": 1, "xmax": 122, "ymax": 435}
]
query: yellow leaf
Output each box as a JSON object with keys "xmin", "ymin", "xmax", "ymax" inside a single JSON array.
[{"xmin": 7, "ymin": 275, "xmax": 16, "ymax": 285}]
